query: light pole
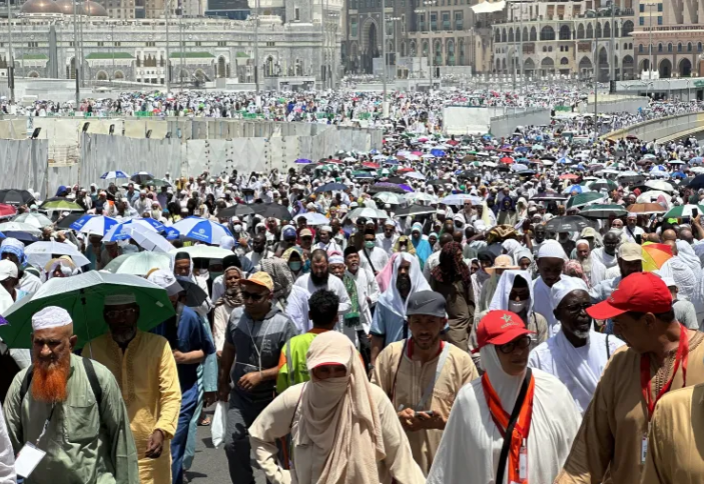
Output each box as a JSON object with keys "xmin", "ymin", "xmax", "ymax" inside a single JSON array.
[
  {"xmin": 165, "ymin": 0, "xmax": 170, "ymax": 92},
  {"xmin": 609, "ymin": 0, "xmax": 615, "ymax": 82},
  {"xmin": 73, "ymin": 0, "xmax": 80, "ymax": 106},
  {"xmin": 593, "ymin": 16, "xmax": 598, "ymax": 137},
  {"xmin": 387, "ymin": 15, "xmax": 400, "ymax": 83},
  {"xmin": 380, "ymin": 0, "xmax": 387, "ymax": 98},
  {"xmin": 253, "ymin": 0, "xmax": 260, "ymax": 92},
  {"xmin": 7, "ymin": 0, "xmax": 15, "ymax": 103},
  {"xmin": 415, "ymin": 0, "xmax": 436, "ymax": 91}
]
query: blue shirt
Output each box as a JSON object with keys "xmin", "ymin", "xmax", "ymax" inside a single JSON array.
[
  {"xmin": 152, "ymin": 304, "xmax": 215, "ymax": 391},
  {"xmin": 370, "ymin": 302, "xmax": 407, "ymax": 347}
]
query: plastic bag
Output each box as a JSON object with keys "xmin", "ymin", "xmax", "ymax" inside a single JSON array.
[{"xmin": 211, "ymin": 401, "xmax": 228, "ymax": 448}]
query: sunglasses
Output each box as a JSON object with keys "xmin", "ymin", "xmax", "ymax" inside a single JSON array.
[
  {"xmin": 563, "ymin": 302, "xmax": 592, "ymax": 314},
  {"xmin": 497, "ymin": 335, "xmax": 532, "ymax": 354},
  {"xmin": 241, "ymin": 291, "xmax": 265, "ymax": 302},
  {"xmin": 105, "ymin": 307, "xmax": 137, "ymax": 319}
]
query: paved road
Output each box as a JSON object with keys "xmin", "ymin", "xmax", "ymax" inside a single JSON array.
[{"xmin": 185, "ymin": 407, "xmax": 266, "ymax": 484}]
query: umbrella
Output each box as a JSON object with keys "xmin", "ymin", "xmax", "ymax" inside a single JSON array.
[
  {"xmin": 368, "ymin": 183, "xmax": 407, "ymax": 194},
  {"xmin": 663, "ymin": 204, "xmax": 704, "ymax": 219},
  {"xmin": 129, "ymin": 225, "xmax": 174, "ymax": 253},
  {"xmin": 100, "ymin": 170, "xmax": 129, "ymax": 180},
  {"xmin": 70, "ymin": 215, "xmax": 119, "ymax": 236},
  {"xmin": 175, "ymin": 278, "xmax": 208, "ymax": 307},
  {"xmin": 588, "ymin": 179, "xmax": 618, "ymax": 192},
  {"xmin": 404, "ymin": 192, "xmax": 438, "ymax": 203},
  {"xmin": 627, "ymin": 203, "xmax": 667, "ymax": 215},
  {"xmin": 530, "ymin": 192, "xmax": 568, "ymax": 202},
  {"xmin": 169, "ymin": 246, "xmax": 233, "ymax": 260},
  {"xmin": 618, "ymin": 175, "xmax": 647, "ymax": 185},
  {"xmin": 430, "ymin": 149, "xmax": 446, "ymax": 157},
  {"xmin": 294, "ymin": 158, "xmax": 313, "ymax": 164},
  {"xmin": 510, "ymin": 164, "xmax": 529, "ymax": 172},
  {"xmin": 689, "ymin": 175, "xmax": 704, "ymax": 190},
  {"xmin": 373, "ymin": 192, "xmax": 402, "ymax": 204},
  {"xmin": 147, "ymin": 178, "xmax": 173, "ymax": 188},
  {"xmin": 636, "ymin": 191, "xmax": 671, "ymax": 206},
  {"xmin": 0, "ymin": 222, "xmax": 41, "ymax": 237},
  {"xmin": 394, "ymin": 204, "xmax": 437, "ymax": 217},
  {"xmin": 559, "ymin": 174, "xmax": 580, "ymax": 180},
  {"xmin": 217, "ymin": 204, "xmax": 255, "ymax": 218},
  {"xmin": 131, "ymin": 171, "xmax": 154, "ymax": 184},
  {"xmin": 440, "ymin": 194, "xmax": 483, "ymax": 206},
  {"xmin": 566, "ymin": 192, "xmax": 605, "ymax": 209},
  {"xmin": 103, "ymin": 218, "xmax": 164, "ymax": 242},
  {"xmin": 55, "ymin": 212, "xmax": 84, "ymax": 229},
  {"xmin": 0, "ymin": 272, "xmax": 175, "ymax": 349},
  {"xmin": 314, "ymin": 182, "xmax": 348, "ymax": 193},
  {"xmin": 562, "ymin": 185, "xmax": 589, "ymax": 195},
  {"xmin": 545, "ymin": 215, "xmax": 594, "ymax": 233},
  {"xmin": 250, "ymin": 203, "xmax": 293, "ymax": 221},
  {"xmin": 642, "ymin": 243, "xmax": 673, "ymax": 272},
  {"xmin": 645, "ymin": 180, "xmax": 676, "ymax": 193},
  {"xmin": 171, "ymin": 217, "xmax": 232, "ymax": 244},
  {"xmin": 294, "ymin": 213, "xmax": 330, "ymax": 226},
  {"xmin": 103, "ymin": 252, "xmax": 171, "ymax": 276},
  {"xmin": 0, "ymin": 204, "xmax": 16, "ymax": 220},
  {"xmin": 39, "ymin": 198, "xmax": 85, "ymax": 212},
  {"xmin": 12, "ymin": 212, "xmax": 52, "ymax": 228},
  {"xmin": 0, "ymin": 189, "xmax": 35, "ymax": 206},
  {"xmin": 403, "ymin": 171, "xmax": 426, "ymax": 180},
  {"xmin": 25, "ymin": 240, "xmax": 91, "ymax": 267},
  {"xmin": 500, "ymin": 156, "xmax": 514, "ymax": 164},
  {"xmin": 557, "ymin": 157, "xmax": 573, "ymax": 164},
  {"xmin": 346, "ymin": 207, "xmax": 388, "ymax": 220},
  {"xmin": 579, "ymin": 204, "xmax": 627, "ymax": 219}
]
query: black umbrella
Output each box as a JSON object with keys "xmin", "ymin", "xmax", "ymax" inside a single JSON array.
[
  {"xmin": 217, "ymin": 204, "xmax": 255, "ymax": 218},
  {"xmin": 0, "ymin": 189, "xmax": 35, "ymax": 206},
  {"xmin": 175, "ymin": 277, "xmax": 208, "ymax": 307},
  {"xmin": 530, "ymin": 192, "xmax": 568, "ymax": 202},
  {"xmin": 427, "ymin": 179, "xmax": 447, "ymax": 186},
  {"xmin": 55, "ymin": 212, "xmax": 84, "ymax": 228},
  {"xmin": 395, "ymin": 204, "xmax": 436, "ymax": 217},
  {"xmin": 620, "ymin": 175, "xmax": 647, "ymax": 185},
  {"xmin": 458, "ymin": 170, "xmax": 480, "ymax": 180},
  {"xmin": 251, "ymin": 203, "xmax": 292, "ymax": 220},
  {"xmin": 385, "ymin": 176, "xmax": 405, "ymax": 184},
  {"xmin": 131, "ymin": 172, "xmax": 154, "ymax": 185},
  {"xmin": 314, "ymin": 182, "xmax": 348, "ymax": 193},
  {"xmin": 368, "ymin": 183, "xmax": 407, "ymax": 194},
  {"xmin": 688, "ymin": 174, "xmax": 704, "ymax": 190},
  {"xmin": 545, "ymin": 215, "xmax": 595, "ymax": 233}
]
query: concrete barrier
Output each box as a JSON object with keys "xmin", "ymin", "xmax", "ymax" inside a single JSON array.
[
  {"xmin": 489, "ymin": 108, "xmax": 551, "ymax": 138},
  {"xmin": 601, "ymin": 112, "xmax": 704, "ymax": 142},
  {"xmin": 443, "ymin": 106, "xmax": 551, "ymax": 137},
  {"xmin": 579, "ymin": 96, "xmax": 649, "ymax": 115}
]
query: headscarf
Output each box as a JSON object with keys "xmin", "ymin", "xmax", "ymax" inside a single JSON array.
[
  {"xmin": 260, "ymin": 257, "xmax": 295, "ymax": 305},
  {"xmin": 0, "ymin": 238, "xmax": 26, "ymax": 265},
  {"xmin": 215, "ymin": 266, "xmax": 244, "ymax": 307},
  {"xmin": 501, "ymin": 239, "xmax": 522, "ymax": 260},
  {"xmin": 432, "ymin": 242, "xmax": 471, "ymax": 285},
  {"xmin": 44, "ymin": 256, "xmax": 80, "ymax": 281},
  {"xmin": 299, "ymin": 331, "xmax": 385, "ymax": 484},
  {"xmin": 377, "ymin": 252, "xmax": 431, "ymax": 318},
  {"xmin": 393, "ymin": 235, "xmax": 416, "ymax": 255},
  {"xmin": 564, "ymin": 260, "xmax": 590, "ymax": 288}
]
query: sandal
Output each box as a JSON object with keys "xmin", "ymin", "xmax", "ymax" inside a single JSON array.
[{"xmin": 198, "ymin": 416, "xmax": 212, "ymax": 426}]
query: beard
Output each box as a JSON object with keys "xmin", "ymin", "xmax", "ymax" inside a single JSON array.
[
  {"xmin": 396, "ymin": 274, "xmax": 411, "ymax": 298},
  {"xmin": 310, "ymin": 271, "xmax": 329, "ymax": 286},
  {"xmin": 579, "ymin": 256, "xmax": 593, "ymax": 276},
  {"xmin": 32, "ymin": 354, "xmax": 70, "ymax": 403}
]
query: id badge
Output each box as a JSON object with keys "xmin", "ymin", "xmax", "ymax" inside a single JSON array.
[
  {"xmin": 15, "ymin": 442, "xmax": 46, "ymax": 478},
  {"xmin": 519, "ymin": 443, "xmax": 528, "ymax": 481},
  {"xmin": 641, "ymin": 433, "xmax": 648, "ymax": 464}
]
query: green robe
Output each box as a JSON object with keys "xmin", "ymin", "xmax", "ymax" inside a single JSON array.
[{"xmin": 3, "ymin": 353, "xmax": 139, "ymax": 484}]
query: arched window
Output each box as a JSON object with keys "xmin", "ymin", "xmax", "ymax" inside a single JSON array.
[
  {"xmin": 667, "ymin": 43, "xmax": 672, "ymax": 52},
  {"xmin": 677, "ymin": 43, "xmax": 682, "ymax": 52},
  {"xmin": 687, "ymin": 42, "xmax": 692, "ymax": 52},
  {"xmin": 658, "ymin": 43, "xmax": 663, "ymax": 53},
  {"xmin": 540, "ymin": 26, "xmax": 555, "ymax": 41},
  {"xmin": 638, "ymin": 44, "xmax": 643, "ymax": 53}
]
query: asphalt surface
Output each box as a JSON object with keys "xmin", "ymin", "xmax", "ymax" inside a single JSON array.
[{"xmin": 185, "ymin": 407, "xmax": 266, "ymax": 484}]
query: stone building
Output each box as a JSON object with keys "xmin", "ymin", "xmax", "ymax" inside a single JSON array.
[{"xmin": 1, "ymin": 0, "xmax": 341, "ymax": 87}]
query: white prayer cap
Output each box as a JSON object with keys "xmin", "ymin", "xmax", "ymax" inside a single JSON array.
[
  {"xmin": 0, "ymin": 260, "xmax": 18, "ymax": 281},
  {"xmin": 32, "ymin": 306, "xmax": 72, "ymax": 331},
  {"xmin": 537, "ymin": 240, "xmax": 568, "ymax": 261},
  {"xmin": 383, "ymin": 219, "xmax": 396, "ymax": 227},
  {"xmin": 219, "ymin": 235, "xmax": 235, "ymax": 251},
  {"xmin": 104, "ymin": 293, "xmax": 137, "ymax": 306},
  {"xmin": 148, "ymin": 269, "xmax": 184, "ymax": 297},
  {"xmin": 319, "ymin": 225, "xmax": 332, "ymax": 233},
  {"xmin": 329, "ymin": 254, "xmax": 344, "ymax": 265},
  {"xmin": 576, "ymin": 239, "xmax": 590, "ymax": 248},
  {"xmin": 551, "ymin": 276, "xmax": 589, "ymax": 309}
]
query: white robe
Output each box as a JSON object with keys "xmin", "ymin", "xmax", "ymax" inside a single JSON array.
[
  {"xmin": 528, "ymin": 330, "xmax": 625, "ymax": 414},
  {"xmin": 427, "ymin": 346, "xmax": 581, "ymax": 484},
  {"xmin": 532, "ymin": 275, "xmax": 566, "ymax": 338},
  {"xmin": 591, "ymin": 247, "xmax": 618, "ymax": 269},
  {"xmin": 659, "ymin": 256, "xmax": 697, "ymax": 301}
]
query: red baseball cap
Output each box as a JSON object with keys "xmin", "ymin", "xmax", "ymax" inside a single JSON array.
[
  {"xmin": 476, "ymin": 310, "xmax": 535, "ymax": 350},
  {"xmin": 587, "ymin": 272, "xmax": 672, "ymax": 320}
]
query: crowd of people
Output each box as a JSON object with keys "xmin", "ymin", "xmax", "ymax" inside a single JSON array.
[{"xmin": 0, "ymin": 97, "xmax": 703, "ymax": 484}]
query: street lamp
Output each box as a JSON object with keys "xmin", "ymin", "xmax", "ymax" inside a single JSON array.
[
  {"xmin": 414, "ymin": 0, "xmax": 437, "ymax": 91},
  {"xmin": 643, "ymin": 2, "xmax": 656, "ymax": 81},
  {"xmin": 386, "ymin": 15, "xmax": 400, "ymax": 83}
]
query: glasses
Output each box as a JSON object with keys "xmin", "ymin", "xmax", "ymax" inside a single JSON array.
[
  {"xmin": 105, "ymin": 307, "xmax": 137, "ymax": 319},
  {"xmin": 241, "ymin": 291, "xmax": 265, "ymax": 302},
  {"xmin": 563, "ymin": 302, "xmax": 592, "ymax": 314},
  {"xmin": 497, "ymin": 335, "xmax": 532, "ymax": 354},
  {"xmin": 301, "ymin": 237, "xmax": 313, "ymax": 241}
]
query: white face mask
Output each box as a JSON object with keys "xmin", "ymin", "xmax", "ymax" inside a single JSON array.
[{"xmin": 508, "ymin": 300, "xmax": 528, "ymax": 314}]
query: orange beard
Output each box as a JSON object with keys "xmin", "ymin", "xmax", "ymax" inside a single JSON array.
[{"xmin": 32, "ymin": 356, "xmax": 70, "ymax": 403}]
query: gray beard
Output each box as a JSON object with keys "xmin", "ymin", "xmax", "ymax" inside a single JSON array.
[{"xmin": 579, "ymin": 256, "xmax": 592, "ymax": 276}]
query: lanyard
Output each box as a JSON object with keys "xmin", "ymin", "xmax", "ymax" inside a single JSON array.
[
  {"xmin": 640, "ymin": 324, "xmax": 689, "ymax": 421},
  {"xmin": 390, "ymin": 339, "xmax": 447, "ymax": 410},
  {"xmin": 35, "ymin": 404, "xmax": 56, "ymax": 446}
]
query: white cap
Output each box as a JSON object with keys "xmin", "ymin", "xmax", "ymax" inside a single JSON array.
[
  {"xmin": 32, "ymin": 306, "xmax": 72, "ymax": 331},
  {"xmin": 0, "ymin": 260, "xmax": 18, "ymax": 281},
  {"xmin": 537, "ymin": 240, "xmax": 568, "ymax": 261},
  {"xmin": 219, "ymin": 235, "xmax": 235, "ymax": 251},
  {"xmin": 104, "ymin": 293, "xmax": 137, "ymax": 306},
  {"xmin": 148, "ymin": 269, "xmax": 183, "ymax": 297},
  {"xmin": 661, "ymin": 276, "xmax": 676, "ymax": 288},
  {"xmin": 551, "ymin": 276, "xmax": 589, "ymax": 309}
]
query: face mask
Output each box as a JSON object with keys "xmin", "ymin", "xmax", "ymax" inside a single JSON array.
[
  {"xmin": 197, "ymin": 269, "xmax": 209, "ymax": 277},
  {"xmin": 508, "ymin": 300, "xmax": 528, "ymax": 314},
  {"xmin": 365, "ymin": 241, "xmax": 375, "ymax": 249},
  {"xmin": 289, "ymin": 261, "xmax": 302, "ymax": 272},
  {"xmin": 209, "ymin": 271, "xmax": 223, "ymax": 280}
]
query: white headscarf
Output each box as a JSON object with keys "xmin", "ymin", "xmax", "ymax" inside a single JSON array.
[
  {"xmin": 376, "ymin": 252, "xmax": 430, "ymax": 318},
  {"xmin": 488, "ymin": 270, "xmax": 535, "ymax": 318}
]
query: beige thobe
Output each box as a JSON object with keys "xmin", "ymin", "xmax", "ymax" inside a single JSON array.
[
  {"xmin": 555, "ymin": 330, "xmax": 704, "ymax": 484},
  {"xmin": 249, "ymin": 382, "xmax": 425, "ymax": 484},
  {"xmin": 371, "ymin": 341, "xmax": 478, "ymax": 475}
]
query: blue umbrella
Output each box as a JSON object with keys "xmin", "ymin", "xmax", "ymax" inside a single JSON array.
[
  {"xmin": 171, "ymin": 217, "xmax": 231, "ymax": 244},
  {"xmin": 70, "ymin": 215, "xmax": 119, "ymax": 236},
  {"xmin": 515, "ymin": 146, "xmax": 529, "ymax": 153},
  {"xmin": 430, "ymin": 149, "xmax": 446, "ymax": 157},
  {"xmin": 164, "ymin": 227, "xmax": 180, "ymax": 240},
  {"xmin": 399, "ymin": 184, "xmax": 414, "ymax": 193},
  {"xmin": 314, "ymin": 182, "xmax": 348, "ymax": 193},
  {"xmin": 672, "ymin": 171, "xmax": 686, "ymax": 179},
  {"xmin": 384, "ymin": 158, "xmax": 399, "ymax": 165},
  {"xmin": 100, "ymin": 170, "xmax": 129, "ymax": 180},
  {"xmin": 294, "ymin": 158, "xmax": 312, "ymax": 164},
  {"xmin": 690, "ymin": 157, "xmax": 704, "ymax": 165}
]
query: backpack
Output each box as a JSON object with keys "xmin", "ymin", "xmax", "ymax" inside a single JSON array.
[{"xmin": 19, "ymin": 357, "xmax": 102, "ymax": 407}]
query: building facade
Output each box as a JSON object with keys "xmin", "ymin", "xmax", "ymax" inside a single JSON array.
[{"xmin": 1, "ymin": 0, "xmax": 342, "ymax": 87}]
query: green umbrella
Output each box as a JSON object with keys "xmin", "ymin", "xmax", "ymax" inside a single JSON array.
[
  {"xmin": 39, "ymin": 198, "xmax": 85, "ymax": 212},
  {"xmin": 146, "ymin": 178, "xmax": 172, "ymax": 188},
  {"xmin": 663, "ymin": 204, "xmax": 704, "ymax": 219},
  {"xmin": 579, "ymin": 204, "xmax": 627, "ymax": 219},
  {"xmin": 0, "ymin": 272, "xmax": 175, "ymax": 349},
  {"xmin": 566, "ymin": 192, "xmax": 606, "ymax": 209},
  {"xmin": 586, "ymin": 179, "xmax": 618, "ymax": 192}
]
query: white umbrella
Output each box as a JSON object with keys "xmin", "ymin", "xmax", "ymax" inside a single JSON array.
[
  {"xmin": 404, "ymin": 192, "xmax": 438, "ymax": 204},
  {"xmin": 170, "ymin": 245, "xmax": 233, "ymax": 259},
  {"xmin": 690, "ymin": 167, "xmax": 704, "ymax": 174},
  {"xmin": 25, "ymin": 241, "xmax": 91, "ymax": 267},
  {"xmin": 483, "ymin": 161, "xmax": 498, "ymax": 168},
  {"xmin": 510, "ymin": 164, "xmax": 529, "ymax": 172},
  {"xmin": 294, "ymin": 213, "xmax": 330, "ymax": 226},
  {"xmin": 13, "ymin": 212, "xmax": 53, "ymax": 228},
  {"xmin": 645, "ymin": 180, "xmax": 676, "ymax": 193},
  {"xmin": 347, "ymin": 207, "xmax": 387, "ymax": 220},
  {"xmin": 130, "ymin": 225, "xmax": 174, "ymax": 254},
  {"xmin": 0, "ymin": 222, "xmax": 42, "ymax": 237},
  {"xmin": 404, "ymin": 171, "xmax": 426, "ymax": 180},
  {"xmin": 103, "ymin": 252, "xmax": 171, "ymax": 276},
  {"xmin": 636, "ymin": 190, "xmax": 672, "ymax": 207},
  {"xmin": 373, "ymin": 192, "xmax": 402, "ymax": 204}
]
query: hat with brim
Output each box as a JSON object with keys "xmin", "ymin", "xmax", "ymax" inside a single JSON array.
[{"xmin": 485, "ymin": 254, "xmax": 520, "ymax": 274}]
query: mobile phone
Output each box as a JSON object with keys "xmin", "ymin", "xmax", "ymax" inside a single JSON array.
[
  {"xmin": 693, "ymin": 208, "xmax": 699, "ymax": 219},
  {"xmin": 415, "ymin": 410, "xmax": 435, "ymax": 417},
  {"xmin": 635, "ymin": 234, "xmax": 642, "ymax": 244}
]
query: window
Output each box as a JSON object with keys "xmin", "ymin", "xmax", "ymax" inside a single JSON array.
[
  {"xmin": 657, "ymin": 3, "xmax": 662, "ymax": 11},
  {"xmin": 658, "ymin": 43, "xmax": 663, "ymax": 52},
  {"xmin": 97, "ymin": 41, "xmax": 105, "ymax": 47},
  {"xmin": 657, "ymin": 15, "xmax": 662, "ymax": 24},
  {"xmin": 639, "ymin": 16, "xmax": 644, "ymax": 25},
  {"xmin": 688, "ymin": 43, "xmax": 692, "ymax": 52},
  {"xmin": 442, "ymin": 12, "xmax": 450, "ymax": 30},
  {"xmin": 430, "ymin": 13, "xmax": 437, "ymax": 30},
  {"xmin": 114, "ymin": 41, "xmax": 121, "ymax": 46},
  {"xmin": 639, "ymin": 44, "xmax": 643, "ymax": 53},
  {"xmin": 266, "ymin": 41, "xmax": 275, "ymax": 46},
  {"xmin": 217, "ymin": 41, "xmax": 226, "ymax": 47},
  {"xmin": 700, "ymin": 42, "xmax": 703, "ymax": 52},
  {"xmin": 677, "ymin": 43, "xmax": 682, "ymax": 52},
  {"xmin": 639, "ymin": 3, "xmax": 644, "ymax": 11},
  {"xmin": 295, "ymin": 7, "xmax": 299, "ymax": 20},
  {"xmin": 351, "ymin": 18, "xmax": 358, "ymax": 36},
  {"xmin": 195, "ymin": 41, "xmax": 202, "ymax": 46},
  {"xmin": 145, "ymin": 41, "xmax": 156, "ymax": 47},
  {"xmin": 454, "ymin": 11, "xmax": 462, "ymax": 30},
  {"xmin": 27, "ymin": 41, "xmax": 38, "ymax": 47}
]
